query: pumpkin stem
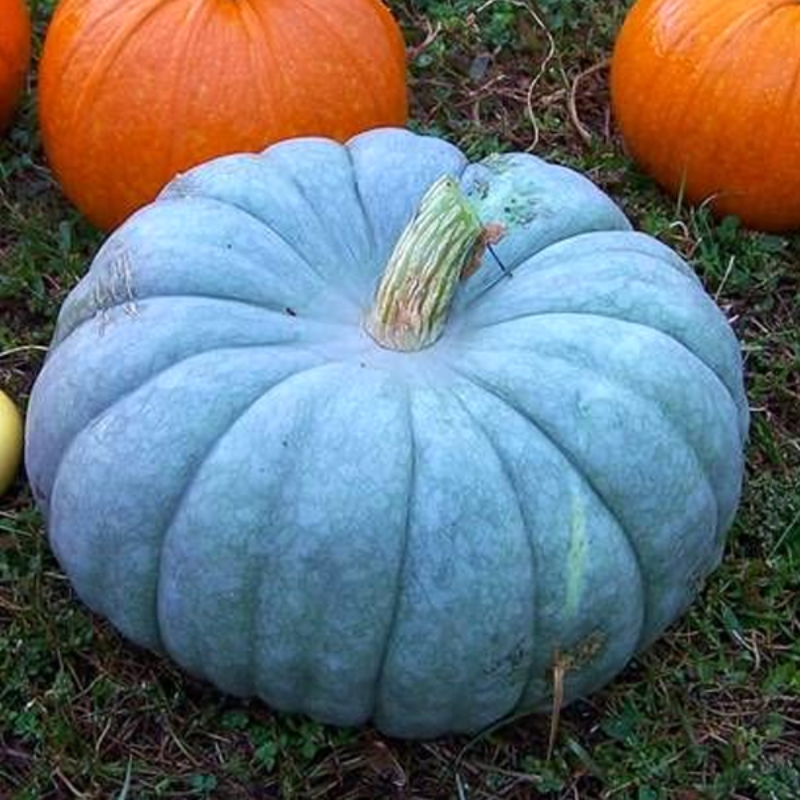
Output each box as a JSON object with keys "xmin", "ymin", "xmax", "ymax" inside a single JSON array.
[{"xmin": 365, "ymin": 176, "xmax": 504, "ymax": 352}]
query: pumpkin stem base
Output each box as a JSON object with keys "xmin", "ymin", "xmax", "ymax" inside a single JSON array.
[{"xmin": 365, "ymin": 176, "xmax": 503, "ymax": 353}]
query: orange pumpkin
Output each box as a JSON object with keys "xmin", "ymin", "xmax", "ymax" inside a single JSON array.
[
  {"xmin": 39, "ymin": 0, "xmax": 409, "ymax": 231},
  {"xmin": 0, "ymin": 0, "xmax": 31, "ymax": 134},
  {"xmin": 611, "ymin": 0, "xmax": 800, "ymax": 233}
]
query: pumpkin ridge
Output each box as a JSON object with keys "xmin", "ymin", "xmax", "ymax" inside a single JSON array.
[
  {"xmin": 371, "ymin": 391, "xmax": 415, "ymax": 723},
  {"xmin": 447, "ymin": 392, "xmax": 539, "ymax": 720},
  {"xmin": 613, "ymin": 1, "xmax": 733, "ymax": 180},
  {"xmin": 43, "ymin": 349, "xmax": 327, "ymax": 650},
  {"xmin": 53, "ymin": 1, "xmax": 170, "ymax": 165},
  {"xmin": 456, "ymin": 331, "xmax": 734, "ymax": 540},
  {"xmin": 44, "ymin": 342, "xmax": 314, "ymax": 516},
  {"xmin": 158, "ymin": 192, "xmax": 363, "ymax": 309},
  {"xmin": 277, "ymin": 164, "xmax": 367, "ymax": 287},
  {"xmin": 54, "ymin": 293, "xmax": 352, "ymax": 351},
  {"xmin": 450, "ymin": 386, "xmax": 647, "ymax": 713},
  {"xmin": 464, "ymin": 251, "xmax": 700, "ymax": 316},
  {"xmin": 769, "ymin": 22, "xmax": 800, "ymax": 160},
  {"xmin": 163, "ymin": 0, "xmax": 211, "ymax": 180},
  {"xmin": 446, "ymin": 367, "xmax": 653, "ymax": 651},
  {"xmin": 50, "ymin": 290, "xmax": 301, "ymax": 355},
  {"xmin": 292, "ymin": 0, "xmax": 403, "ymax": 124},
  {"xmin": 654, "ymin": 3, "xmax": 785, "ymax": 183},
  {"xmin": 254, "ymin": 1, "xmax": 301, "ymax": 130},
  {"xmin": 468, "ymin": 311, "xmax": 744, "ymax": 430},
  {"xmin": 639, "ymin": 0, "xmax": 733, "ymax": 63},
  {"xmin": 151, "ymin": 190, "xmax": 346, "ymax": 278},
  {"xmin": 673, "ymin": 14, "xmax": 776, "ymax": 196},
  {"xmin": 517, "ymin": 239, "xmax": 701, "ymax": 285},
  {"xmin": 44, "ymin": 0, "xmax": 136, "ymax": 82},
  {"xmin": 238, "ymin": 0, "xmax": 287, "ymax": 137},
  {"xmin": 460, "ymin": 236, "xmax": 700, "ymax": 309},
  {"xmin": 151, "ymin": 360, "xmax": 340, "ymax": 656},
  {"xmin": 345, "ymin": 146, "xmax": 378, "ymax": 269}
]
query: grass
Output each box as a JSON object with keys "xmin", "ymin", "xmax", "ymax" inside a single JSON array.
[{"xmin": 1, "ymin": 1, "xmax": 799, "ymax": 798}]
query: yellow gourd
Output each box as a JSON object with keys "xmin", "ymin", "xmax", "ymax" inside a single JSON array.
[{"xmin": 0, "ymin": 390, "xmax": 23, "ymax": 495}]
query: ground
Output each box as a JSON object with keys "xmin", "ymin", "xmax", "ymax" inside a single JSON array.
[{"xmin": 1, "ymin": 1, "xmax": 799, "ymax": 798}]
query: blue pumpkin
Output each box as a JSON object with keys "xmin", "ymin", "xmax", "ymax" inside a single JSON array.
[{"xmin": 26, "ymin": 128, "xmax": 748, "ymax": 739}]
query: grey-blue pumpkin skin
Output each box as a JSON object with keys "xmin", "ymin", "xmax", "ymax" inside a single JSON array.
[{"xmin": 26, "ymin": 128, "xmax": 748, "ymax": 739}]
